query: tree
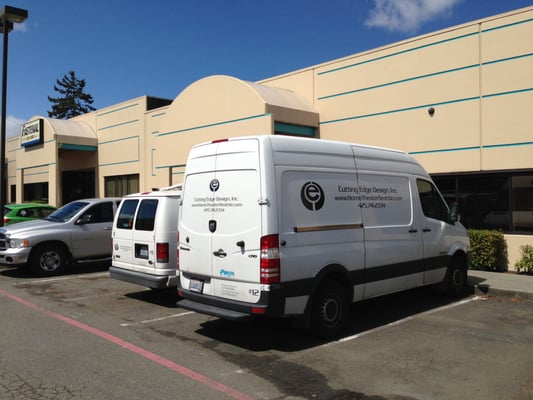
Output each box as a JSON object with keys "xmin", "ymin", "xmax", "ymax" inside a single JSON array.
[{"xmin": 48, "ymin": 71, "xmax": 96, "ymax": 119}]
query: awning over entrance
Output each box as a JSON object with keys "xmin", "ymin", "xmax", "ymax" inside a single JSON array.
[{"xmin": 44, "ymin": 117, "xmax": 98, "ymax": 151}]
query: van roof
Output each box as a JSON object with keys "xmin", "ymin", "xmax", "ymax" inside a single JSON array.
[{"xmin": 124, "ymin": 189, "xmax": 182, "ymax": 198}]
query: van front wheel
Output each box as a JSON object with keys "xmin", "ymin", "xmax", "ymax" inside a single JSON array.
[
  {"xmin": 444, "ymin": 258, "xmax": 467, "ymax": 297},
  {"xmin": 310, "ymin": 280, "xmax": 349, "ymax": 339}
]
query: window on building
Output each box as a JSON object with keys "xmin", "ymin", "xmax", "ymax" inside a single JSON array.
[
  {"xmin": 23, "ymin": 182, "xmax": 49, "ymax": 203},
  {"xmin": 274, "ymin": 122, "xmax": 316, "ymax": 137},
  {"xmin": 433, "ymin": 172, "xmax": 533, "ymax": 234},
  {"xmin": 105, "ymin": 174, "xmax": 139, "ymax": 197},
  {"xmin": 9, "ymin": 185, "xmax": 15, "ymax": 203}
]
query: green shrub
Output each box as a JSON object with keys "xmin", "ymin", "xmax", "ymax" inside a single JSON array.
[
  {"xmin": 468, "ymin": 230, "xmax": 508, "ymax": 272},
  {"xmin": 515, "ymin": 244, "xmax": 533, "ymax": 274}
]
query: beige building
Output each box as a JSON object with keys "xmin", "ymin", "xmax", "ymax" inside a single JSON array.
[{"xmin": 8, "ymin": 6, "xmax": 533, "ymax": 267}]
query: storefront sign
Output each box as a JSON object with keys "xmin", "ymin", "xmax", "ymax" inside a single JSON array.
[{"xmin": 21, "ymin": 119, "xmax": 44, "ymax": 147}]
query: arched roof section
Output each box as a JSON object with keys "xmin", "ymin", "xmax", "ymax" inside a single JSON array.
[
  {"xmin": 31, "ymin": 116, "xmax": 97, "ymax": 148},
  {"xmin": 159, "ymin": 75, "xmax": 318, "ymax": 135}
]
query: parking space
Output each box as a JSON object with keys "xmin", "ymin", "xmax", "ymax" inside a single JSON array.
[{"xmin": 1, "ymin": 265, "xmax": 532, "ymax": 400}]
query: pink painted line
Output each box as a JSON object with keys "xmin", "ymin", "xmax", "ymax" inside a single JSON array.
[{"xmin": 0, "ymin": 288, "xmax": 253, "ymax": 400}]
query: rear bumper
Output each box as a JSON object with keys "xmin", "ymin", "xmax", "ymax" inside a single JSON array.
[
  {"xmin": 177, "ymin": 285, "xmax": 285, "ymax": 320},
  {"xmin": 109, "ymin": 266, "xmax": 177, "ymax": 289}
]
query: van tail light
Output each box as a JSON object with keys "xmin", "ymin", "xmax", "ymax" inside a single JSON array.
[
  {"xmin": 260, "ymin": 234, "xmax": 280, "ymax": 284},
  {"xmin": 156, "ymin": 243, "xmax": 169, "ymax": 263}
]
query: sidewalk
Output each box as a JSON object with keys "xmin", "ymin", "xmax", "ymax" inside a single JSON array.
[{"xmin": 468, "ymin": 269, "xmax": 533, "ymax": 299}]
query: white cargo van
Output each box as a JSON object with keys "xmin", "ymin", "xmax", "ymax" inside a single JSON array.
[
  {"xmin": 110, "ymin": 187, "xmax": 181, "ymax": 289},
  {"xmin": 176, "ymin": 136, "xmax": 470, "ymax": 337}
]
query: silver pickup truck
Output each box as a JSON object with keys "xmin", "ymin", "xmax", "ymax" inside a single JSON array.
[{"xmin": 0, "ymin": 198, "xmax": 122, "ymax": 276}]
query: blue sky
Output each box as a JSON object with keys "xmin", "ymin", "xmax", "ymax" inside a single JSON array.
[{"xmin": 4, "ymin": 0, "xmax": 533, "ymax": 136}]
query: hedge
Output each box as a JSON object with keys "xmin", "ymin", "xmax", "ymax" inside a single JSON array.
[
  {"xmin": 467, "ymin": 229, "xmax": 508, "ymax": 272},
  {"xmin": 515, "ymin": 244, "xmax": 533, "ymax": 274}
]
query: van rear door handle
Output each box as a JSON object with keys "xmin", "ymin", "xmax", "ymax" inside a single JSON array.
[
  {"xmin": 409, "ymin": 228, "xmax": 418, "ymax": 233},
  {"xmin": 213, "ymin": 249, "xmax": 227, "ymax": 258},
  {"xmin": 423, "ymin": 228, "xmax": 432, "ymax": 232}
]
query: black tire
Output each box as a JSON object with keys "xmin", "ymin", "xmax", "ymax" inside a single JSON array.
[
  {"xmin": 310, "ymin": 279, "xmax": 350, "ymax": 339},
  {"xmin": 444, "ymin": 257, "xmax": 467, "ymax": 297},
  {"xmin": 30, "ymin": 245, "xmax": 68, "ymax": 276}
]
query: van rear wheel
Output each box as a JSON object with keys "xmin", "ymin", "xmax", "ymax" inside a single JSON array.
[{"xmin": 310, "ymin": 280, "xmax": 349, "ymax": 339}]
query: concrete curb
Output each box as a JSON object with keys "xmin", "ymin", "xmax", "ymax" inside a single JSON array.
[{"xmin": 468, "ymin": 270, "xmax": 533, "ymax": 300}]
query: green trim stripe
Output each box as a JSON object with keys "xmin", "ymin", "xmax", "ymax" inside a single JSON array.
[
  {"xmin": 321, "ymin": 88, "xmax": 533, "ymax": 125},
  {"xmin": 97, "ymin": 119, "xmax": 139, "ymax": 131},
  {"xmin": 159, "ymin": 114, "xmax": 270, "ymax": 136},
  {"xmin": 97, "ymin": 103, "xmax": 139, "ymax": 117},
  {"xmin": 481, "ymin": 17, "xmax": 533, "ymax": 33},
  {"xmin": 318, "ymin": 17, "xmax": 533, "ymax": 77},
  {"xmin": 318, "ymin": 32, "xmax": 478, "ymax": 76},
  {"xmin": 99, "ymin": 135, "xmax": 139, "ymax": 146},
  {"xmin": 320, "ymin": 96, "xmax": 478, "ymax": 125},
  {"xmin": 318, "ymin": 64, "xmax": 479, "ymax": 101},
  {"xmin": 410, "ymin": 141, "xmax": 533, "ymax": 155},
  {"xmin": 99, "ymin": 160, "xmax": 139, "ymax": 167}
]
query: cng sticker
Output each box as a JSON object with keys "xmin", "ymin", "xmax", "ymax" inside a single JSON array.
[{"xmin": 301, "ymin": 181, "xmax": 324, "ymax": 211}]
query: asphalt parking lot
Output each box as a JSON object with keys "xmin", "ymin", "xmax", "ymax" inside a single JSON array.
[{"xmin": 1, "ymin": 263, "xmax": 532, "ymax": 400}]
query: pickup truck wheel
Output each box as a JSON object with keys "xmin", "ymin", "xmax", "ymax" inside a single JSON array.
[
  {"xmin": 310, "ymin": 280, "xmax": 349, "ymax": 339},
  {"xmin": 30, "ymin": 245, "xmax": 67, "ymax": 276}
]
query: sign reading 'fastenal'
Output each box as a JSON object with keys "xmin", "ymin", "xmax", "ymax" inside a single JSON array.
[{"xmin": 20, "ymin": 119, "xmax": 44, "ymax": 147}]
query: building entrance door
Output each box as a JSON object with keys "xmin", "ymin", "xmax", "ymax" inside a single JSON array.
[{"xmin": 62, "ymin": 170, "xmax": 95, "ymax": 205}]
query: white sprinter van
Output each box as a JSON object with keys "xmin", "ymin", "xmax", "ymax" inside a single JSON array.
[
  {"xmin": 176, "ymin": 136, "xmax": 470, "ymax": 337},
  {"xmin": 110, "ymin": 187, "xmax": 181, "ymax": 290}
]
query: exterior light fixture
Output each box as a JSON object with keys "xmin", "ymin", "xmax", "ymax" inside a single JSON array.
[
  {"xmin": 428, "ymin": 107, "xmax": 435, "ymax": 116},
  {"xmin": 0, "ymin": 5, "xmax": 28, "ymax": 226}
]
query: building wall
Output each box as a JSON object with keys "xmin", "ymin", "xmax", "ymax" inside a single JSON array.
[
  {"xmin": 88, "ymin": 97, "xmax": 148, "ymax": 196},
  {"xmin": 260, "ymin": 7, "xmax": 533, "ymax": 175}
]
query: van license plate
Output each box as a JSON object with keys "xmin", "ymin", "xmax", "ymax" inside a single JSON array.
[{"xmin": 189, "ymin": 279, "xmax": 204, "ymax": 293}]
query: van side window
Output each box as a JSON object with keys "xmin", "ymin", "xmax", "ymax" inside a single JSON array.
[
  {"xmin": 135, "ymin": 199, "xmax": 158, "ymax": 231},
  {"xmin": 117, "ymin": 199, "xmax": 139, "ymax": 229},
  {"xmin": 417, "ymin": 179, "xmax": 448, "ymax": 222}
]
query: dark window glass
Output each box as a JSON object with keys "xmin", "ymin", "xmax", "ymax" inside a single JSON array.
[
  {"xmin": 432, "ymin": 172, "xmax": 533, "ymax": 233},
  {"xmin": 511, "ymin": 175, "xmax": 533, "ymax": 233},
  {"xmin": 82, "ymin": 202, "xmax": 115, "ymax": 224},
  {"xmin": 417, "ymin": 179, "xmax": 449, "ymax": 222},
  {"xmin": 116, "ymin": 199, "xmax": 139, "ymax": 230},
  {"xmin": 104, "ymin": 174, "xmax": 139, "ymax": 197},
  {"xmin": 134, "ymin": 199, "xmax": 158, "ymax": 231}
]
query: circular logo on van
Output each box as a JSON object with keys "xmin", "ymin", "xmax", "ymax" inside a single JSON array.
[
  {"xmin": 301, "ymin": 181, "xmax": 324, "ymax": 211},
  {"xmin": 209, "ymin": 179, "xmax": 220, "ymax": 192}
]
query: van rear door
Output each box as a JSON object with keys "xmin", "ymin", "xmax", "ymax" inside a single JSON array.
[
  {"xmin": 179, "ymin": 139, "xmax": 263, "ymax": 300},
  {"xmin": 114, "ymin": 197, "xmax": 159, "ymax": 269}
]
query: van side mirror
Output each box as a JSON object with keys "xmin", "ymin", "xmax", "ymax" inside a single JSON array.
[{"xmin": 448, "ymin": 202, "xmax": 459, "ymax": 224}]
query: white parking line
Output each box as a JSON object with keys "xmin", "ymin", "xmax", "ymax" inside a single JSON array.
[
  {"xmin": 315, "ymin": 296, "xmax": 481, "ymax": 350},
  {"xmin": 120, "ymin": 311, "xmax": 195, "ymax": 327},
  {"xmin": 12, "ymin": 272, "xmax": 109, "ymax": 286}
]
